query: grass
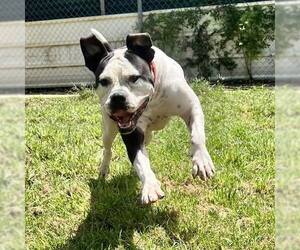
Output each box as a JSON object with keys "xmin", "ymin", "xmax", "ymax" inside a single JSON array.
[
  {"xmin": 276, "ymin": 86, "xmax": 300, "ymax": 249},
  {"xmin": 0, "ymin": 97, "xmax": 25, "ymax": 249},
  {"xmin": 25, "ymin": 81, "xmax": 275, "ymax": 249}
]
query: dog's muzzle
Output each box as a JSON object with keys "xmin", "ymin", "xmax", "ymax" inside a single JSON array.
[{"xmin": 109, "ymin": 97, "xmax": 150, "ymax": 134}]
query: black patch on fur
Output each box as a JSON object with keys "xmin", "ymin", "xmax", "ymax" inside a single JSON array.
[
  {"xmin": 124, "ymin": 51, "xmax": 154, "ymax": 86},
  {"xmin": 126, "ymin": 33, "xmax": 155, "ymax": 63},
  {"xmin": 94, "ymin": 53, "xmax": 114, "ymax": 88},
  {"xmin": 121, "ymin": 127, "xmax": 144, "ymax": 164},
  {"xmin": 144, "ymin": 115, "xmax": 153, "ymax": 122},
  {"xmin": 80, "ymin": 34, "xmax": 112, "ymax": 73}
]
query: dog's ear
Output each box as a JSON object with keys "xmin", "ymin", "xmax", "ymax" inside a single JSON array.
[
  {"xmin": 80, "ymin": 29, "xmax": 112, "ymax": 73},
  {"xmin": 126, "ymin": 33, "xmax": 155, "ymax": 63}
]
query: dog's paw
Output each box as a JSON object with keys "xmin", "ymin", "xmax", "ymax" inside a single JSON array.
[
  {"xmin": 192, "ymin": 150, "xmax": 215, "ymax": 180},
  {"xmin": 99, "ymin": 164, "xmax": 109, "ymax": 178},
  {"xmin": 141, "ymin": 181, "xmax": 165, "ymax": 205}
]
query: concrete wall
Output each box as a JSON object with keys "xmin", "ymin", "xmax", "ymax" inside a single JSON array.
[
  {"xmin": 0, "ymin": 3, "xmax": 275, "ymax": 87},
  {"xmin": 0, "ymin": 21, "xmax": 25, "ymax": 89},
  {"xmin": 25, "ymin": 13, "xmax": 139, "ymax": 87}
]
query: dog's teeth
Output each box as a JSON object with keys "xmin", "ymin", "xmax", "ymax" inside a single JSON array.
[{"xmin": 118, "ymin": 120, "xmax": 133, "ymax": 129}]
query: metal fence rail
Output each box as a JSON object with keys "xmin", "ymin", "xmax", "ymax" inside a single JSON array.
[{"xmin": 24, "ymin": 0, "xmax": 274, "ymax": 88}]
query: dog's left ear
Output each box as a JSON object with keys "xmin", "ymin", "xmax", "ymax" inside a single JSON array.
[{"xmin": 126, "ymin": 33, "xmax": 155, "ymax": 63}]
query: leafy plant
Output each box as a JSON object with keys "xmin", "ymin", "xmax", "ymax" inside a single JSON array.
[
  {"xmin": 213, "ymin": 5, "xmax": 275, "ymax": 80},
  {"xmin": 185, "ymin": 19, "xmax": 215, "ymax": 78},
  {"xmin": 142, "ymin": 11, "xmax": 186, "ymax": 57},
  {"xmin": 276, "ymin": 5, "xmax": 300, "ymax": 55},
  {"xmin": 142, "ymin": 4, "xmax": 275, "ymax": 81}
]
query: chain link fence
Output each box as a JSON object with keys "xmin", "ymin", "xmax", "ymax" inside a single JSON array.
[{"xmin": 24, "ymin": 0, "xmax": 274, "ymax": 88}]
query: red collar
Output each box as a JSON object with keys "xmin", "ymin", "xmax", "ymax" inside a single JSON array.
[{"xmin": 149, "ymin": 61, "xmax": 157, "ymax": 86}]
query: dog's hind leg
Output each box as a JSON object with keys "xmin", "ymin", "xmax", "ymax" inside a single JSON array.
[{"xmin": 100, "ymin": 113, "xmax": 118, "ymax": 178}]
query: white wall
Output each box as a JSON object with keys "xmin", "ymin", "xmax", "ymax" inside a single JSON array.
[
  {"xmin": 0, "ymin": 21, "xmax": 25, "ymax": 89},
  {"xmin": 25, "ymin": 13, "xmax": 139, "ymax": 87},
  {"xmin": 23, "ymin": 5, "xmax": 274, "ymax": 87}
]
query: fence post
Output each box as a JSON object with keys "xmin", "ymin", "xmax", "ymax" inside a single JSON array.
[
  {"xmin": 137, "ymin": 0, "xmax": 143, "ymax": 32},
  {"xmin": 100, "ymin": 0, "xmax": 105, "ymax": 15}
]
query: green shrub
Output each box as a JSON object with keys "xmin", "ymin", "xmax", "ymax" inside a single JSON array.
[{"xmin": 143, "ymin": 4, "xmax": 275, "ymax": 80}]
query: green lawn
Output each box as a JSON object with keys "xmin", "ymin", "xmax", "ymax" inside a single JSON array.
[
  {"xmin": 0, "ymin": 97, "xmax": 24, "ymax": 249},
  {"xmin": 25, "ymin": 81, "xmax": 275, "ymax": 249},
  {"xmin": 276, "ymin": 87, "xmax": 300, "ymax": 249}
]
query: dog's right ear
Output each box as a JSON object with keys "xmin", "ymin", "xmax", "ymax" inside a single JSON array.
[{"xmin": 80, "ymin": 29, "xmax": 112, "ymax": 73}]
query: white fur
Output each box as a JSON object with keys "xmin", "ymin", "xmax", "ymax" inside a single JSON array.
[
  {"xmin": 96, "ymin": 36, "xmax": 215, "ymax": 204},
  {"xmin": 133, "ymin": 149, "xmax": 165, "ymax": 204},
  {"xmin": 91, "ymin": 28, "xmax": 109, "ymax": 44},
  {"xmin": 96, "ymin": 49, "xmax": 154, "ymax": 115}
]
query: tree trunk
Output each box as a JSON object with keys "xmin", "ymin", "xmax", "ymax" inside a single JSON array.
[{"xmin": 244, "ymin": 53, "xmax": 253, "ymax": 82}]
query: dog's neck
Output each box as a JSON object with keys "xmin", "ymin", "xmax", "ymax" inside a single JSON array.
[{"xmin": 149, "ymin": 61, "xmax": 157, "ymax": 86}]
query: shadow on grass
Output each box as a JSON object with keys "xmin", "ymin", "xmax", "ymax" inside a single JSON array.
[{"xmin": 57, "ymin": 173, "xmax": 178, "ymax": 249}]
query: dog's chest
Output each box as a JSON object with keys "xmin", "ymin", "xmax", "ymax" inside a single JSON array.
[
  {"xmin": 137, "ymin": 103, "xmax": 171, "ymax": 131},
  {"xmin": 137, "ymin": 80, "xmax": 185, "ymax": 131}
]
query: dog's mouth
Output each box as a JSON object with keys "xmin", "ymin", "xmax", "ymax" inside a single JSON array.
[
  {"xmin": 109, "ymin": 97, "xmax": 149, "ymax": 132},
  {"xmin": 112, "ymin": 110, "xmax": 135, "ymax": 129}
]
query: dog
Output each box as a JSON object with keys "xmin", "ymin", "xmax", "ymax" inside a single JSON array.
[{"xmin": 80, "ymin": 29, "xmax": 215, "ymax": 204}]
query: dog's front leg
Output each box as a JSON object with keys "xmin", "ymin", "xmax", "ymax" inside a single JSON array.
[
  {"xmin": 121, "ymin": 128, "xmax": 164, "ymax": 204},
  {"xmin": 183, "ymin": 100, "xmax": 215, "ymax": 180},
  {"xmin": 100, "ymin": 112, "xmax": 118, "ymax": 177}
]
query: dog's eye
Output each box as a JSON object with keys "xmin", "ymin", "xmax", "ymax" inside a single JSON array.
[
  {"xmin": 98, "ymin": 78, "xmax": 111, "ymax": 87},
  {"xmin": 128, "ymin": 75, "xmax": 140, "ymax": 83}
]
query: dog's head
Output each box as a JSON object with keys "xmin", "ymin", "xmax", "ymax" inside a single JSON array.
[{"xmin": 80, "ymin": 29, "xmax": 155, "ymax": 132}]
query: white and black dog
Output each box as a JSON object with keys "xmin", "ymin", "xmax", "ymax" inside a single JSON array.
[{"xmin": 80, "ymin": 29, "xmax": 215, "ymax": 204}]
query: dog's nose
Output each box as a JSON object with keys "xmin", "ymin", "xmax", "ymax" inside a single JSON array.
[
  {"xmin": 110, "ymin": 93, "xmax": 127, "ymax": 112},
  {"xmin": 111, "ymin": 93, "xmax": 126, "ymax": 104}
]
